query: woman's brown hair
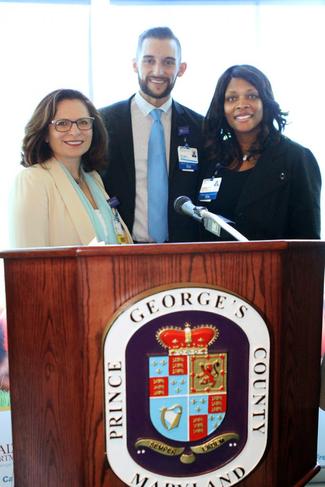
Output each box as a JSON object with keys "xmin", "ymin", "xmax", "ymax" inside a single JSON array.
[{"xmin": 21, "ymin": 88, "xmax": 108, "ymax": 172}]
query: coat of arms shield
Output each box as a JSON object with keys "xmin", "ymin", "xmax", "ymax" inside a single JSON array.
[{"xmin": 149, "ymin": 323, "xmax": 227, "ymax": 442}]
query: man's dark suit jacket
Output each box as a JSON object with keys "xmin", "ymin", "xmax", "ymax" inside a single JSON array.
[{"xmin": 100, "ymin": 96, "xmax": 204, "ymax": 242}]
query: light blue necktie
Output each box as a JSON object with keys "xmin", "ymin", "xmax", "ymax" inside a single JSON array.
[{"xmin": 147, "ymin": 108, "xmax": 169, "ymax": 243}]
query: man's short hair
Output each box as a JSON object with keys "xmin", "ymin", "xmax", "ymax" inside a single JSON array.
[{"xmin": 136, "ymin": 27, "xmax": 182, "ymax": 61}]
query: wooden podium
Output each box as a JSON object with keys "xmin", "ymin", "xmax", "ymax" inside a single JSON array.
[{"xmin": 1, "ymin": 240, "xmax": 324, "ymax": 487}]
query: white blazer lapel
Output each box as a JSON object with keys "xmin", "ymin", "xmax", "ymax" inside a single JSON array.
[{"xmin": 46, "ymin": 159, "xmax": 96, "ymax": 245}]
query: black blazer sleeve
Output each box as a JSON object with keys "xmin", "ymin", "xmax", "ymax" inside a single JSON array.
[
  {"xmin": 99, "ymin": 98, "xmax": 136, "ymax": 233},
  {"xmin": 286, "ymin": 145, "xmax": 321, "ymax": 238}
]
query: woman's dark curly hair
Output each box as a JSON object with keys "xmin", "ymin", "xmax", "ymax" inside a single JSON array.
[
  {"xmin": 21, "ymin": 88, "xmax": 108, "ymax": 172},
  {"xmin": 204, "ymin": 64, "xmax": 288, "ymax": 165}
]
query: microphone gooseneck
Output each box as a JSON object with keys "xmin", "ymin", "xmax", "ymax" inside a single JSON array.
[{"xmin": 173, "ymin": 196, "xmax": 249, "ymax": 242}]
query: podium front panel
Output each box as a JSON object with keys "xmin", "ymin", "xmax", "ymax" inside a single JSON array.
[{"xmin": 1, "ymin": 241, "xmax": 324, "ymax": 487}]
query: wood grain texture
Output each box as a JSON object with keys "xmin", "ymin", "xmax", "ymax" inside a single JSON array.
[{"xmin": 1, "ymin": 241, "xmax": 324, "ymax": 487}]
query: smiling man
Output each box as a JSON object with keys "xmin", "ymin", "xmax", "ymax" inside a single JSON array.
[{"xmin": 100, "ymin": 27, "xmax": 204, "ymax": 243}]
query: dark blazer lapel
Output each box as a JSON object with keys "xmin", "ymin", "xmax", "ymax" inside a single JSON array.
[
  {"xmin": 237, "ymin": 138, "xmax": 289, "ymax": 210},
  {"xmin": 169, "ymin": 101, "xmax": 187, "ymax": 180}
]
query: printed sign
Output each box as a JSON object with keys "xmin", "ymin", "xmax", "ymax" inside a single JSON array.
[{"xmin": 0, "ymin": 302, "xmax": 13, "ymax": 487}]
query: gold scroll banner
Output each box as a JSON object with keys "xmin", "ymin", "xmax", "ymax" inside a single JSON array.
[
  {"xmin": 135, "ymin": 432, "xmax": 239, "ymax": 464},
  {"xmin": 135, "ymin": 438, "xmax": 185, "ymax": 457},
  {"xmin": 191, "ymin": 432, "xmax": 239, "ymax": 454}
]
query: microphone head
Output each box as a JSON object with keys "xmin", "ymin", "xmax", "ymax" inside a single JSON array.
[{"xmin": 174, "ymin": 196, "xmax": 191, "ymax": 214}]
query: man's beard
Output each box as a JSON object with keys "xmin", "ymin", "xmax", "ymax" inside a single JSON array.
[{"xmin": 138, "ymin": 75, "xmax": 176, "ymax": 99}]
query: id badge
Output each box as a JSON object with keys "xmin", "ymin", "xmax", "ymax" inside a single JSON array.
[
  {"xmin": 178, "ymin": 146, "xmax": 199, "ymax": 172},
  {"xmin": 199, "ymin": 177, "xmax": 222, "ymax": 202},
  {"xmin": 112, "ymin": 208, "xmax": 128, "ymax": 244}
]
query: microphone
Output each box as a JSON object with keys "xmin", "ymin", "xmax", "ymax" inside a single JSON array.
[
  {"xmin": 174, "ymin": 196, "xmax": 206, "ymax": 222},
  {"xmin": 174, "ymin": 196, "xmax": 249, "ymax": 242}
]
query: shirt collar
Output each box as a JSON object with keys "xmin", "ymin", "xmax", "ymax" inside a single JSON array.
[{"xmin": 134, "ymin": 91, "xmax": 172, "ymax": 116}]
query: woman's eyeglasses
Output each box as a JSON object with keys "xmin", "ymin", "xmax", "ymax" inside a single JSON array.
[{"xmin": 50, "ymin": 117, "xmax": 95, "ymax": 132}]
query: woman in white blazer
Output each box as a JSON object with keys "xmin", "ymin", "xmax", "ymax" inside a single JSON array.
[{"xmin": 9, "ymin": 89, "xmax": 132, "ymax": 248}]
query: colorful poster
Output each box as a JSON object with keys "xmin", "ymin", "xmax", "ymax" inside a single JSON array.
[
  {"xmin": 0, "ymin": 304, "xmax": 13, "ymax": 487},
  {"xmin": 317, "ymin": 291, "xmax": 325, "ymax": 470}
]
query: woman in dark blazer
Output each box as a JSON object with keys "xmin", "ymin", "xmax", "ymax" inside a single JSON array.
[{"xmin": 198, "ymin": 64, "xmax": 321, "ymax": 241}]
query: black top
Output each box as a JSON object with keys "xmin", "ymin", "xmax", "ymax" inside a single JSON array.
[{"xmin": 208, "ymin": 168, "xmax": 254, "ymax": 223}]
